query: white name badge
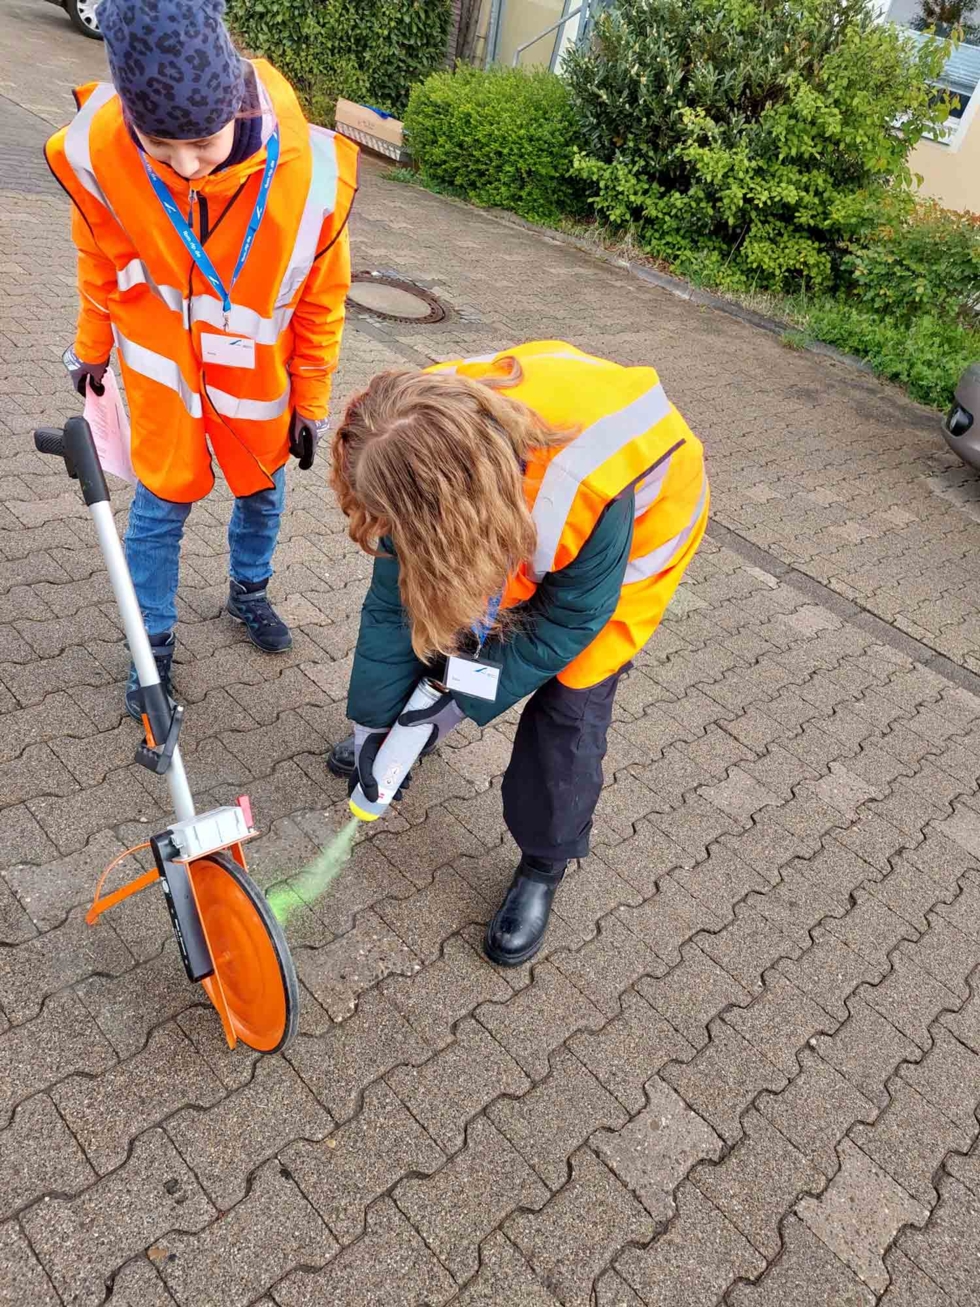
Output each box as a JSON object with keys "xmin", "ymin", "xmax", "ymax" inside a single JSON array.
[
  {"xmin": 201, "ymin": 333, "xmax": 256, "ymax": 369},
  {"xmin": 445, "ymin": 655, "xmax": 501, "ymax": 701}
]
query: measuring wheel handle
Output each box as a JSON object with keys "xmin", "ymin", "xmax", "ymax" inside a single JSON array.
[
  {"xmin": 35, "ymin": 419, "xmax": 196, "ymax": 787},
  {"xmin": 135, "ymin": 701, "xmax": 184, "ymax": 775},
  {"xmin": 35, "ymin": 420, "xmax": 172, "ymax": 753},
  {"xmin": 34, "ymin": 417, "xmax": 108, "ymax": 504}
]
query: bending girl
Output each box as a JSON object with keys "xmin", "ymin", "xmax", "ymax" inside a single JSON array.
[{"xmin": 328, "ymin": 341, "xmax": 708, "ymax": 965}]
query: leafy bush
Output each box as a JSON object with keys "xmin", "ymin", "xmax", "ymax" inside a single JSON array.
[
  {"xmin": 804, "ymin": 301, "xmax": 978, "ymax": 408},
  {"xmin": 404, "ymin": 66, "xmax": 587, "ymax": 224},
  {"xmin": 564, "ymin": 0, "xmax": 952, "ymax": 291},
  {"xmin": 300, "ymin": 57, "xmax": 371, "ymax": 127},
  {"xmin": 227, "ymin": 0, "xmax": 451, "ymax": 119},
  {"xmin": 842, "ymin": 202, "xmax": 980, "ymax": 324}
]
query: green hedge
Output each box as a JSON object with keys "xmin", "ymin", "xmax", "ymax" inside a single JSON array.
[
  {"xmin": 808, "ymin": 201, "xmax": 980, "ymax": 406},
  {"xmin": 804, "ymin": 302, "xmax": 978, "ymax": 410},
  {"xmin": 842, "ymin": 202, "xmax": 980, "ymax": 325},
  {"xmin": 564, "ymin": 0, "xmax": 952, "ymax": 292},
  {"xmin": 404, "ymin": 66, "xmax": 587, "ymax": 225},
  {"xmin": 227, "ymin": 0, "xmax": 451, "ymax": 120}
]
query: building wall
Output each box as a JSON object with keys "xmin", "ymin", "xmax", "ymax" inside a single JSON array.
[
  {"xmin": 469, "ymin": 0, "xmax": 595, "ymax": 69},
  {"xmin": 911, "ymin": 120, "xmax": 980, "ymax": 213},
  {"xmin": 496, "ymin": 0, "xmax": 567, "ymax": 67},
  {"xmin": 471, "ymin": 0, "xmax": 494, "ymax": 66}
]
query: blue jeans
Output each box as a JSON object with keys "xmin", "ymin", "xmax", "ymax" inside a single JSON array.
[{"xmin": 124, "ymin": 467, "xmax": 286, "ymax": 638}]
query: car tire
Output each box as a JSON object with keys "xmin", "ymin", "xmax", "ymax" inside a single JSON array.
[{"xmin": 65, "ymin": 0, "xmax": 102, "ymax": 39}]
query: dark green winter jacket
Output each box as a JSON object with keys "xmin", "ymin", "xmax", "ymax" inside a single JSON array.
[{"xmin": 345, "ymin": 494, "xmax": 635, "ymax": 729}]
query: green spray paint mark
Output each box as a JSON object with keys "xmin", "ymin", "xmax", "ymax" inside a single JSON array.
[{"xmin": 266, "ymin": 815, "xmax": 361, "ymax": 926}]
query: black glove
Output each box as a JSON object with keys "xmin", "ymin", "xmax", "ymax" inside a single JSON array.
[
  {"xmin": 62, "ymin": 346, "xmax": 108, "ymax": 397},
  {"xmin": 349, "ymin": 724, "xmax": 414, "ymax": 803},
  {"xmin": 289, "ymin": 411, "xmax": 328, "ymax": 471}
]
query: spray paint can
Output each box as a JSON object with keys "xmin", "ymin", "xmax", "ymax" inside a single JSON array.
[{"xmin": 349, "ymin": 678, "xmax": 442, "ymax": 822}]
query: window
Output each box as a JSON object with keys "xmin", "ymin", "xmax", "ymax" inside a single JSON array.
[{"xmin": 902, "ymin": 28, "xmax": 980, "ymax": 147}]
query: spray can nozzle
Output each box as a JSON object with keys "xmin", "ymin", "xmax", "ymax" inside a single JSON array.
[{"xmin": 349, "ymin": 678, "xmax": 443, "ymax": 822}]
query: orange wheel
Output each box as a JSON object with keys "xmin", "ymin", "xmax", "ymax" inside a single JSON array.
[{"xmin": 188, "ymin": 852, "xmax": 298, "ymax": 1053}]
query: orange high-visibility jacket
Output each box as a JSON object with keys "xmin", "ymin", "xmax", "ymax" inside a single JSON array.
[
  {"xmin": 433, "ymin": 341, "xmax": 709, "ymax": 689},
  {"xmin": 46, "ymin": 61, "xmax": 358, "ymax": 502}
]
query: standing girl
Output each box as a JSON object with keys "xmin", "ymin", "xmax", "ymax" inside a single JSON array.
[
  {"xmin": 327, "ymin": 341, "xmax": 708, "ymax": 965},
  {"xmin": 46, "ymin": 0, "xmax": 358, "ymax": 719}
]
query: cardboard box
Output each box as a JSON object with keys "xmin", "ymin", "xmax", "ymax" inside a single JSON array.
[{"xmin": 334, "ymin": 99, "xmax": 412, "ymax": 163}]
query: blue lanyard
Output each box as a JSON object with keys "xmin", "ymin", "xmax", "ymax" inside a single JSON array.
[
  {"xmin": 140, "ymin": 129, "xmax": 280, "ymax": 324},
  {"xmin": 472, "ymin": 592, "xmax": 502, "ymax": 646}
]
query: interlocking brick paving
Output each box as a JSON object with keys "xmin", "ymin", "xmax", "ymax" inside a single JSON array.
[{"xmin": 3, "ymin": 1, "xmax": 980, "ymax": 1300}]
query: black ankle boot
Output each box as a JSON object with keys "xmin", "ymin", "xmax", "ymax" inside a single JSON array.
[{"xmin": 484, "ymin": 857, "xmax": 567, "ymax": 967}]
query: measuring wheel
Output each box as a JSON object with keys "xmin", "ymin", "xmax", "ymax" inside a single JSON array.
[
  {"xmin": 190, "ymin": 852, "xmax": 299, "ymax": 1053},
  {"xmin": 34, "ymin": 417, "xmax": 300, "ymax": 1055}
]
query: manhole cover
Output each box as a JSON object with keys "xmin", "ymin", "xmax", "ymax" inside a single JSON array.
[{"xmin": 346, "ymin": 272, "xmax": 448, "ymax": 324}]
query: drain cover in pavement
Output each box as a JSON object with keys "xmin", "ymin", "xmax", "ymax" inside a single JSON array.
[{"xmin": 346, "ymin": 272, "xmax": 448, "ymax": 324}]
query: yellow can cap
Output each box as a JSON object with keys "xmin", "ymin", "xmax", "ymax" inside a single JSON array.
[{"xmin": 348, "ymin": 798, "xmax": 379, "ymax": 822}]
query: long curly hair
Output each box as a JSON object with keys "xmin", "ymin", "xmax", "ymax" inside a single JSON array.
[{"xmin": 331, "ymin": 358, "xmax": 573, "ymax": 663}]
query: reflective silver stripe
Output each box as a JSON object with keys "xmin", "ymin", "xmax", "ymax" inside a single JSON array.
[
  {"xmin": 113, "ymin": 329, "xmax": 203, "ymax": 419},
  {"xmin": 276, "ymin": 126, "xmax": 340, "ymax": 307},
  {"xmin": 63, "ymin": 83, "xmax": 117, "ymax": 210},
  {"xmin": 116, "ymin": 259, "xmax": 147, "ymax": 292},
  {"xmin": 633, "ymin": 455, "xmax": 674, "ymax": 518},
  {"xmin": 624, "ymin": 475, "xmax": 709, "ymax": 585},
  {"xmin": 116, "ymin": 328, "xmax": 290, "ymax": 421},
  {"xmin": 117, "ymin": 261, "xmax": 295, "ymax": 343},
  {"xmin": 525, "ymin": 349, "xmax": 605, "ymax": 366},
  {"xmin": 117, "ymin": 258, "xmax": 186, "ymax": 316},
  {"xmin": 208, "ymin": 384, "xmax": 291, "ymax": 421},
  {"xmin": 256, "ymin": 74, "xmax": 277, "ymax": 147},
  {"xmin": 444, "ymin": 353, "xmax": 496, "ymax": 373},
  {"xmin": 190, "ymin": 294, "xmax": 294, "ymax": 344},
  {"xmin": 446, "ymin": 349, "xmax": 604, "ymax": 375},
  {"xmin": 530, "ymin": 382, "xmax": 672, "ymax": 578}
]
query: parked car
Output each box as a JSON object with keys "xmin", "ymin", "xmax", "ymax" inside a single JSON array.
[
  {"xmin": 45, "ymin": 0, "xmax": 102, "ymax": 39},
  {"xmin": 943, "ymin": 363, "xmax": 980, "ymax": 470}
]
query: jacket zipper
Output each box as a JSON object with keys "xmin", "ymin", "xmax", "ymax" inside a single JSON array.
[{"xmin": 187, "ymin": 190, "xmax": 210, "ymax": 243}]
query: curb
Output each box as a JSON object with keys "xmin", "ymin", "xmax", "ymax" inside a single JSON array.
[
  {"xmin": 707, "ymin": 520, "xmax": 980, "ymax": 702},
  {"xmin": 379, "ymin": 166, "xmax": 883, "ymax": 385},
  {"xmin": 488, "ymin": 208, "xmax": 880, "ymax": 379}
]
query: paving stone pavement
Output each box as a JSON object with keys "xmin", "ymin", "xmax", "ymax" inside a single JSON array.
[{"xmin": 3, "ymin": 1, "xmax": 980, "ymax": 1302}]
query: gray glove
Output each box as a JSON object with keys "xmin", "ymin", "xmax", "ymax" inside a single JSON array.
[
  {"xmin": 289, "ymin": 412, "xmax": 329, "ymax": 471},
  {"xmin": 63, "ymin": 346, "xmax": 108, "ymax": 398},
  {"xmin": 351, "ymin": 695, "xmax": 464, "ymax": 802},
  {"xmin": 396, "ymin": 691, "xmax": 465, "ymax": 746}
]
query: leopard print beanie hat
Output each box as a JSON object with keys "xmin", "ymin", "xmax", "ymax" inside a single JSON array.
[{"xmin": 97, "ymin": 0, "xmax": 246, "ymax": 140}]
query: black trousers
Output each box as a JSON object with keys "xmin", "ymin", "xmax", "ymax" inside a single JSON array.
[{"xmin": 501, "ymin": 666, "xmax": 628, "ymax": 863}]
